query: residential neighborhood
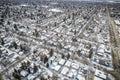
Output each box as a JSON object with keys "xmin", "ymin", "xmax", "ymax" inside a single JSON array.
[{"xmin": 0, "ymin": 0, "xmax": 120, "ymax": 80}]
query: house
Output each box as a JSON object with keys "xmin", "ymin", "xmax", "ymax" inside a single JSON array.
[
  {"xmin": 67, "ymin": 71, "xmax": 74, "ymax": 78},
  {"xmin": 54, "ymin": 65, "xmax": 61, "ymax": 71},
  {"xmin": 76, "ymin": 74, "xmax": 85, "ymax": 80},
  {"xmin": 97, "ymin": 52, "xmax": 104, "ymax": 57},
  {"xmin": 20, "ymin": 70, "xmax": 29, "ymax": 77},
  {"xmin": 70, "ymin": 69, "xmax": 77, "ymax": 76},
  {"xmin": 94, "ymin": 69, "xmax": 107, "ymax": 80},
  {"xmin": 71, "ymin": 62, "xmax": 79, "ymax": 70},
  {"xmin": 65, "ymin": 60, "xmax": 71, "ymax": 67},
  {"xmin": 59, "ymin": 59, "xmax": 66, "ymax": 65},
  {"xmin": 51, "ymin": 60, "xmax": 61, "ymax": 71},
  {"xmin": 49, "ymin": 56, "xmax": 56, "ymax": 61},
  {"xmin": 47, "ymin": 70, "xmax": 53, "ymax": 77},
  {"xmin": 61, "ymin": 67, "xmax": 69, "ymax": 75},
  {"xmin": 94, "ymin": 76, "xmax": 103, "ymax": 80},
  {"xmin": 97, "ymin": 48, "xmax": 104, "ymax": 53},
  {"xmin": 27, "ymin": 74, "xmax": 36, "ymax": 80},
  {"xmin": 114, "ymin": 20, "xmax": 120, "ymax": 25}
]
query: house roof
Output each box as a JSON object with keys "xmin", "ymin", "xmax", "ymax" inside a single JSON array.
[
  {"xmin": 94, "ymin": 76, "xmax": 103, "ymax": 80},
  {"xmin": 20, "ymin": 70, "xmax": 28, "ymax": 77},
  {"xmin": 95, "ymin": 69, "xmax": 106, "ymax": 79}
]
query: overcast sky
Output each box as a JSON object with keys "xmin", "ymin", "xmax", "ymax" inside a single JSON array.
[
  {"xmin": 2, "ymin": 0, "xmax": 120, "ymax": 3},
  {"xmin": 51, "ymin": 0, "xmax": 120, "ymax": 2},
  {"xmin": 63, "ymin": 0, "xmax": 120, "ymax": 1}
]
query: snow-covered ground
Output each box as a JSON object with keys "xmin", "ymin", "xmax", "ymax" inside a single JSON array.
[{"xmin": 49, "ymin": 8, "xmax": 63, "ymax": 13}]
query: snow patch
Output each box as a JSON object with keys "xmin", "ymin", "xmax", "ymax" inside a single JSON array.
[{"xmin": 49, "ymin": 8, "xmax": 63, "ymax": 13}]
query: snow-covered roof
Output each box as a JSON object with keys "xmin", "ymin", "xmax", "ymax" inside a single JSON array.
[
  {"xmin": 20, "ymin": 4, "xmax": 29, "ymax": 7},
  {"xmin": 20, "ymin": 70, "xmax": 28, "ymax": 77},
  {"xmin": 27, "ymin": 74, "xmax": 35, "ymax": 80},
  {"xmin": 59, "ymin": 59, "xmax": 66, "ymax": 65},
  {"xmin": 41, "ymin": 5, "xmax": 49, "ymax": 8},
  {"xmin": 71, "ymin": 63, "xmax": 79, "ymax": 70},
  {"xmin": 70, "ymin": 46, "xmax": 76, "ymax": 51},
  {"xmin": 114, "ymin": 20, "xmax": 120, "ymax": 25},
  {"xmin": 94, "ymin": 76, "xmax": 103, "ymax": 80},
  {"xmin": 98, "ymin": 48, "xmax": 104, "ymax": 53},
  {"xmin": 49, "ymin": 56, "xmax": 56, "ymax": 61},
  {"xmin": 30, "ymin": 62, "xmax": 34, "ymax": 68},
  {"xmin": 97, "ymin": 52, "xmax": 104, "ymax": 56},
  {"xmin": 65, "ymin": 60, "xmax": 71, "ymax": 67},
  {"xmin": 54, "ymin": 65, "xmax": 61, "ymax": 71},
  {"xmin": 70, "ymin": 69, "xmax": 77, "ymax": 76},
  {"xmin": 61, "ymin": 67, "xmax": 69, "ymax": 75},
  {"xmin": 49, "ymin": 8, "xmax": 63, "ymax": 13},
  {"xmin": 95, "ymin": 69, "xmax": 106, "ymax": 79},
  {"xmin": 47, "ymin": 70, "xmax": 53, "ymax": 77},
  {"xmin": 67, "ymin": 71, "xmax": 73, "ymax": 78},
  {"xmin": 77, "ymin": 74, "xmax": 85, "ymax": 80}
]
